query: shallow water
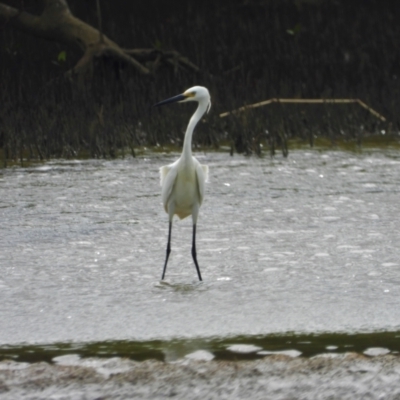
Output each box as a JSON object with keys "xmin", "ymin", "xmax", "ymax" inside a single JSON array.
[
  {"xmin": 1, "ymin": 149, "xmax": 400, "ymax": 348},
  {"xmin": 1, "ymin": 331, "xmax": 400, "ymax": 364}
]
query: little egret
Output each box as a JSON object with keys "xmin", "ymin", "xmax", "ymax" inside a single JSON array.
[{"xmin": 154, "ymin": 86, "xmax": 211, "ymax": 281}]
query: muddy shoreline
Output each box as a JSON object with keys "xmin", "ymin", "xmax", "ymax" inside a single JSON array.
[{"xmin": 1, "ymin": 353, "xmax": 400, "ymax": 399}]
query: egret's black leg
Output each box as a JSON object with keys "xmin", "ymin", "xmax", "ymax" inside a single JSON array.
[
  {"xmin": 162, "ymin": 222, "xmax": 172, "ymax": 280},
  {"xmin": 192, "ymin": 224, "xmax": 203, "ymax": 281}
]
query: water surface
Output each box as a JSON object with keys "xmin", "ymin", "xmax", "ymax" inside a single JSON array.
[{"xmin": 1, "ymin": 149, "xmax": 400, "ymax": 346}]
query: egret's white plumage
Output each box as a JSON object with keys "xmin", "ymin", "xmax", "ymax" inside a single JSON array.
[{"xmin": 154, "ymin": 86, "xmax": 211, "ymax": 281}]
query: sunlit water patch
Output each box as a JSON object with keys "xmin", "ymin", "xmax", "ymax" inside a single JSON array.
[{"xmin": 1, "ymin": 149, "xmax": 400, "ymax": 346}]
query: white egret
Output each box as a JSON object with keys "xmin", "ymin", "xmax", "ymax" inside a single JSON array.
[{"xmin": 154, "ymin": 86, "xmax": 211, "ymax": 281}]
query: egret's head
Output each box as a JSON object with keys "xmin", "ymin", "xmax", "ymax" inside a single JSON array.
[
  {"xmin": 182, "ymin": 86, "xmax": 212, "ymax": 113},
  {"xmin": 153, "ymin": 86, "xmax": 211, "ymax": 113}
]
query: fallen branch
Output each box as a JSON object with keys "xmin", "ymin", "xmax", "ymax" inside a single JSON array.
[{"xmin": 220, "ymin": 98, "xmax": 386, "ymax": 122}]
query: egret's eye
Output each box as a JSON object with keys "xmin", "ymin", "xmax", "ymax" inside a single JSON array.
[{"xmin": 186, "ymin": 91, "xmax": 196, "ymax": 98}]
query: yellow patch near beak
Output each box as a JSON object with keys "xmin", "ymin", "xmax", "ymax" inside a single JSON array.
[{"xmin": 184, "ymin": 91, "xmax": 196, "ymax": 98}]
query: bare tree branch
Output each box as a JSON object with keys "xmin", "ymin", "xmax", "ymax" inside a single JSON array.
[
  {"xmin": 0, "ymin": 3, "xmax": 42, "ymax": 35},
  {"xmin": 0, "ymin": 0, "xmax": 199, "ymax": 79}
]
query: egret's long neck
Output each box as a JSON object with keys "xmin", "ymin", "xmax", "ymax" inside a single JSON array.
[{"xmin": 182, "ymin": 100, "xmax": 208, "ymax": 159}]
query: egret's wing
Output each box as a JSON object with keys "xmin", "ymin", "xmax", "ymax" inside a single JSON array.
[
  {"xmin": 160, "ymin": 165, "xmax": 171, "ymax": 186},
  {"xmin": 195, "ymin": 163, "xmax": 209, "ymax": 205},
  {"xmin": 160, "ymin": 163, "xmax": 178, "ymax": 212},
  {"xmin": 202, "ymin": 164, "xmax": 209, "ymax": 183}
]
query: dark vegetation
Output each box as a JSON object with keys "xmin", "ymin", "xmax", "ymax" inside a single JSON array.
[{"xmin": 1, "ymin": 0, "xmax": 399, "ymax": 165}]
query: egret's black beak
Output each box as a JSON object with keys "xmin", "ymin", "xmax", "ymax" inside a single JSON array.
[{"xmin": 153, "ymin": 94, "xmax": 186, "ymax": 107}]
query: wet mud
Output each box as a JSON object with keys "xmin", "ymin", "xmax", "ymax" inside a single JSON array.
[{"xmin": 1, "ymin": 353, "xmax": 400, "ymax": 399}]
